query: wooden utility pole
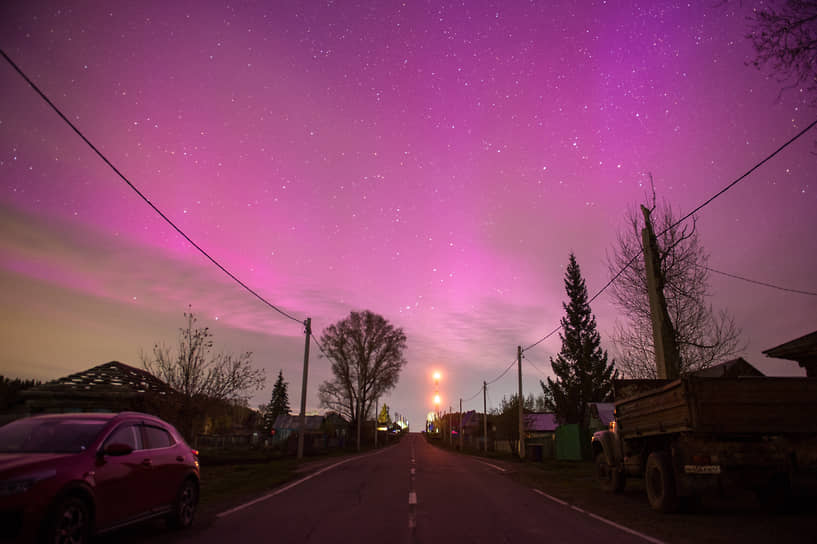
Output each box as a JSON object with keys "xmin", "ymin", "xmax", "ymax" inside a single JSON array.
[
  {"xmin": 517, "ymin": 345, "xmax": 525, "ymax": 459},
  {"xmin": 374, "ymin": 397, "xmax": 378, "ymax": 448},
  {"xmin": 459, "ymin": 398, "xmax": 463, "ymax": 451},
  {"xmin": 296, "ymin": 318, "xmax": 312, "ymax": 460},
  {"xmin": 449, "ymin": 405, "xmax": 453, "ymax": 446},
  {"xmin": 641, "ymin": 205, "xmax": 681, "ymax": 380},
  {"xmin": 483, "ymin": 380, "xmax": 488, "ymax": 452}
]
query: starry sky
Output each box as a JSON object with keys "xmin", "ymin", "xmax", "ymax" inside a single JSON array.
[{"xmin": 1, "ymin": 1, "xmax": 815, "ymax": 428}]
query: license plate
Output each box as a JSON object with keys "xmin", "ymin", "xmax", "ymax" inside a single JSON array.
[{"xmin": 684, "ymin": 465, "xmax": 721, "ymax": 474}]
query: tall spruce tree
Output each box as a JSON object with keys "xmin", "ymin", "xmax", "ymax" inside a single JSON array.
[
  {"xmin": 263, "ymin": 370, "xmax": 290, "ymax": 432},
  {"xmin": 541, "ymin": 253, "xmax": 617, "ymax": 426}
]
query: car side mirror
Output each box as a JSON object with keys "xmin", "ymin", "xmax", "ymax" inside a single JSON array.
[{"xmin": 102, "ymin": 442, "xmax": 134, "ymax": 457}]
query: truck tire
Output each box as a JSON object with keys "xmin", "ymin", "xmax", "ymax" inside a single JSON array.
[
  {"xmin": 645, "ymin": 451, "xmax": 679, "ymax": 513},
  {"xmin": 595, "ymin": 452, "xmax": 626, "ymax": 493}
]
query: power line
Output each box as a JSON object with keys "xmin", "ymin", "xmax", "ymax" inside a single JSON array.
[
  {"xmin": 524, "ymin": 355, "xmax": 550, "ymax": 380},
  {"xmin": 706, "ymin": 266, "xmax": 817, "ymax": 296},
  {"xmin": 486, "ymin": 358, "xmax": 517, "ymax": 385},
  {"xmin": 522, "ymin": 116, "xmax": 817, "ymax": 352},
  {"xmin": 1, "ymin": 48, "xmax": 304, "ymax": 326},
  {"xmin": 463, "ymin": 386, "xmax": 483, "ymax": 403}
]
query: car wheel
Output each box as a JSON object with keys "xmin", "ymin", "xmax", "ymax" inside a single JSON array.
[
  {"xmin": 595, "ymin": 452, "xmax": 625, "ymax": 493},
  {"xmin": 645, "ymin": 451, "xmax": 678, "ymax": 513},
  {"xmin": 167, "ymin": 478, "xmax": 198, "ymax": 529},
  {"xmin": 45, "ymin": 496, "xmax": 90, "ymax": 544}
]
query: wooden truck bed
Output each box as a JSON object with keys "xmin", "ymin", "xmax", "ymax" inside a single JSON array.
[{"xmin": 613, "ymin": 377, "xmax": 817, "ymax": 439}]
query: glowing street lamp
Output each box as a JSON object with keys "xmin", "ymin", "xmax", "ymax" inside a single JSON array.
[{"xmin": 433, "ymin": 394, "xmax": 441, "ymax": 406}]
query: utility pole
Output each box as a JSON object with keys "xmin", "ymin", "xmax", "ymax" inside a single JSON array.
[
  {"xmin": 641, "ymin": 205, "xmax": 681, "ymax": 380},
  {"xmin": 374, "ymin": 397, "xmax": 378, "ymax": 448},
  {"xmin": 296, "ymin": 318, "xmax": 312, "ymax": 461},
  {"xmin": 356, "ymin": 395, "xmax": 362, "ymax": 452},
  {"xmin": 449, "ymin": 405, "xmax": 453, "ymax": 446},
  {"xmin": 459, "ymin": 398, "xmax": 463, "ymax": 451},
  {"xmin": 517, "ymin": 345, "xmax": 525, "ymax": 459},
  {"xmin": 483, "ymin": 381, "xmax": 488, "ymax": 452}
]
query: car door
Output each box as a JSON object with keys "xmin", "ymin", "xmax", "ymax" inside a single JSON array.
[
  {"xmin": 140, "ymin": 423, "xmax": 181, "ymax": 510},
  {"xmin": 93, "ymin": 422, "xmax": 153, "ymax": 527}
]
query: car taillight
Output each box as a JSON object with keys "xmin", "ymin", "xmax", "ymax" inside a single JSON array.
[
  {"xmin": 191, "ymin": 449, "xmax": 199, "ymax": 457},
  {"xmin": 692, "ymin": 454, "xmax": 711, "ymax": 465}
]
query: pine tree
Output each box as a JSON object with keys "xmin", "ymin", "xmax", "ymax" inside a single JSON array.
[
  {"xmin": 263, "ymin": 370, "xmax": 290, "ymax": 432},
  {"xmin": 541, "ymin": 253, "xmax": 617, "ymax": 426},
  {"xmin": 378, "ymin": 403, "xmax": 391, "ymax": 425}
]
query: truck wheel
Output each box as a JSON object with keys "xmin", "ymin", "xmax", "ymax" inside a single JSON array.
[
  {"xmin": 645, "ymin": 451, "xmax": 678, "ymax": 513},
  {"xmin": 595, "ymin": 452, "xmax": 625, "ymax": 493}
]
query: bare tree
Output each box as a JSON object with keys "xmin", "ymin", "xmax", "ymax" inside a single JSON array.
[
  {"xmin": 318, "ymin": 310, "xmax": 407, "ymax": 436},
  {"xmin": 747, "ymin": 1, "xmax": 817, "ymax": 106},
  {"xmin": 141, "ymin": 310, "xmax": 265, "ymax": 438},
  {"xmin": 607, "ymin": 193, "xmax": 744, "ymax": 378}
]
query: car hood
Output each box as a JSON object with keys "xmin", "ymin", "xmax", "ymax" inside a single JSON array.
[{"xmin": 0, "ymin": 452, "xmax": 76, "ymax": 476}]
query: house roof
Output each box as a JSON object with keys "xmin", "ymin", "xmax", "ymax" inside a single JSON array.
[
  {"xmin": 524, "ymin": 413, "xmax": 558, "ymax": 432},
  {"xmin": 26, "ymin": 361, "xmax": 174, "ymax": 396},
  {"xmin": 763, "ymin": 330, "xmax": 817, "ymax": 361},
  {"xmin": 692, "ymin": 357, "xmax": 765, "ymax": 378},
  {"xmin": 272, "ymin": 414, "xmax": 324, "ymax": 431}
]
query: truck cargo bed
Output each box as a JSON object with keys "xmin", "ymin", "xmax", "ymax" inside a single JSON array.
[{"xmin": 613, "ymin": 377, "xmax": 817, "ymax": 438}]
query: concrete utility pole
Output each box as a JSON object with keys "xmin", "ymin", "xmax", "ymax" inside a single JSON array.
[
  {"xmin": 296, "ymin": 318, "xmax": 312, "ymax": 460},
  {"xmin": 483, "ymin": 381, "xmax": 488, "ymax": 452},
  {"xmin": 356, "ymin": 395, "xmax": 362, "ymax": 452},
  {"xmin": 517, "ymin": 345, "xmax": 525, "ymax": 459},
  {"xmin": 459, "ymin": 398, "xmax": 463, "ymax": 451},
  {"xmin": 641, "ymin": 205, "xmax": 681, "ymax": 380}
]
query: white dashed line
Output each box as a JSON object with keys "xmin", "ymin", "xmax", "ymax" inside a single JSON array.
[{"xmin": 408, "ymin": 491, "xmax": 417, "ymax": 505}]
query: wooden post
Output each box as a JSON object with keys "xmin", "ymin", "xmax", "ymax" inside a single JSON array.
[{"xmin": 296, "ymin": 318, "xmax": 311, "ymax": 460}]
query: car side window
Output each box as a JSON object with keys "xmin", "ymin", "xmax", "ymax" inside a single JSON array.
[
  {"xmin": 142, "ymin": 425, "xmax": 174, "ymax": 450},
  {"xmin": 104, "ymin": 424, "xmax": 142, "ymax": 451}
]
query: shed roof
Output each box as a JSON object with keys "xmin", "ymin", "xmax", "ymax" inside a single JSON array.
[
  {"xmin": 589, "ymin": 403, "xmax": 615, "ymax": 426},
  {"xmin": 524, "ymin": 413, "xmax": 558, "ymax": 432},
  {"xmin": 272, "ymin": 414, "xmax": 324, "ymax": 431},
  {"xmin": 692, "ymin": 357, "xmax": 764, "ymax": 378}
]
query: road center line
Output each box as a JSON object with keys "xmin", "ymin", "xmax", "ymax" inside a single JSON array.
[
  {"xmin": 532, "ymin": 489, "xmax": 666, "ymax": 544},
  {"xmin": 408, "ymin": 491, "xmax": 417, "ymax": 504},
  {"xmin": 217, "ymin": 448, "xmax": 390, "ymax": 518}
]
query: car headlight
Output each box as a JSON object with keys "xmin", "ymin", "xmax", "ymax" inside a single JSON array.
[{"xmin": 0, "ymin": 470, "xmax": 57, "ymax": 497}]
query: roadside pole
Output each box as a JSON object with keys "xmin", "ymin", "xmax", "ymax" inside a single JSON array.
[
  {"xmin": 517, "ymin": 345, "xmax": 525, "ymax": 459},
  {"xmin": 459, "ymin": 398, "xmax": 463, "ymax": 451},
  {"xmin": 483, "ymin": 381, "xmax": 488, "ymax": 452},
  {"xmin": 374, "ymin": 397, "xmax": 378, "ymax": 448},
  {"xmin": 296, "ymin": 318, "xmax": 311, "ymax": 461}
]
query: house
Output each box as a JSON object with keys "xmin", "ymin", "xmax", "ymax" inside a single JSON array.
[{"xmin": 763, "ymin": 330, "xmax": 817, "ymax": 377}]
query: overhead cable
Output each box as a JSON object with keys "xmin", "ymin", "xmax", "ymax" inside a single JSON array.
[
  {"xmin": 523, "ymin": 116, "xmax": 817, "ymax": 352},
  {"xmin": 1, "ymin": 48, "xmax": 304, "ymax": 326}
]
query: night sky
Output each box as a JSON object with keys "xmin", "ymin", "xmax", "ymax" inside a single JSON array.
[{"xmin": 1, "ymin": 1, "xmax": 815, "ymax": 428}]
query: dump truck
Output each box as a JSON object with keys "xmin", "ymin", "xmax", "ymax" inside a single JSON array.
[{"xmin": 591, "ymin": 376, "xmax": 817, "ymax": 512}]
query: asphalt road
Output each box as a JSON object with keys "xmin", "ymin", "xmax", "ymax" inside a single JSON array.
[{"xmin": 139, "ymin": 433, "xmax": 660, "ymax": 544}]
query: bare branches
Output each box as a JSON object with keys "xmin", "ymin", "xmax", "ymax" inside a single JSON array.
[
  {"xmin": 141, "ymin": 311, "xmax": 265, "ymax": 404},
  {"xmin": 748, "ymin": 1, "xmax": 817, "ymax": 105},
  {"xmin": 607, "ymin": 201, "xmax": 745, "ymax": 378}
]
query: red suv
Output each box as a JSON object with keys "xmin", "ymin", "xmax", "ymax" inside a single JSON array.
[{"xmin": 0, "ymin": 412, "xmax": 200, "ymax": 543}]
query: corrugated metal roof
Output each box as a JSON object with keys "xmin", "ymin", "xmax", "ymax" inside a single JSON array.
[
  {"xmin": 525, "ymin": 413, "xmax": 558, "ymax": 432},
  {"xmin": 28, "ymin": 361, "xmax": 174, "ymax": 395}
]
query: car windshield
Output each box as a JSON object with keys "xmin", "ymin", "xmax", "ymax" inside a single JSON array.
[{"xmin": 0, "ymin": 418, "xmax": 109, "ymax": 453}]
